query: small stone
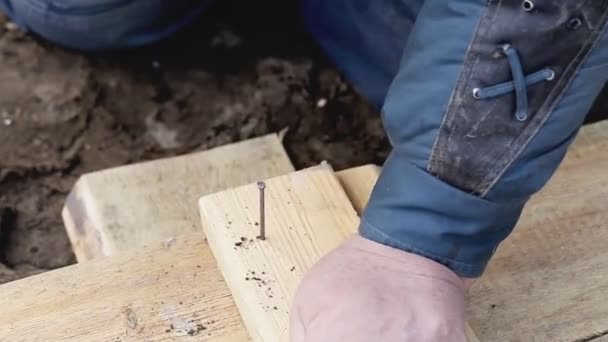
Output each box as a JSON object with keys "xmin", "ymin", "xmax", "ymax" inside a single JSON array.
[
  {"xmin": 3, "ymin": 118, "xmax": 12, "ymax": 126},
  {"xmin": 5, "ymin": 22, "xmax": 18, "ymax": 31},
  {"xmin": 316, "ymin": 98, "xmax": 327, "ymax": 108}
]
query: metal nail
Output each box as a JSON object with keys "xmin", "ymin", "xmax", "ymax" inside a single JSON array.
[{"xmin": 257, "ymin": 181, "xmax": 266, "ymax": 240}]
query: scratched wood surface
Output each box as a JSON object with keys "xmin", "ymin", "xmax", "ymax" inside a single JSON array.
[
  {"xmin": 0, "ymin": 166, "xmax": 386, "ymax": 342},
  {"xmin": 199, "ymin": 165, "xmax": 360, "ymax": 341},
  {"xmin": 10, "ymin": 119, "xmax": 606, "ymax": 341},
  {"xmin": 62, "ymin": 134, "xmax": 294, "ymax": 262},
  {"xmin": 467, "ymin": 120, "xmax": 608, "ymax": 341}
]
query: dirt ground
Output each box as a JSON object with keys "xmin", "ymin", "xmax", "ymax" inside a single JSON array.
[{"xmin": 0, "ymin": 2, "xmax": 607, "ymax": 285}]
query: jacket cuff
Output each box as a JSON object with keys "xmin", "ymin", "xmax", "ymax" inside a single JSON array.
[{"xmin": 360, "ymin": 151, "xmax": 527, "ymax": 277}]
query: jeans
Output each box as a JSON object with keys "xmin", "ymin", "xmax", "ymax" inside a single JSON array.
[
  {"xmin": 0, "ymin": 0, "xmax": 209, "ymax": 51},
  {"xmin": 4, "ymin": 0, "xmax": 608, "ymax": 277}
]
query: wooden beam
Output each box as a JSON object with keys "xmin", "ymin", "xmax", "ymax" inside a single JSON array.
[
  {"xmin": 62, "ymin": 134, "xmax": 294, "ymax": 261},
  {"xmin": 0, "ymin": 165, "xmax": 382, "ymax": 342},
  {"xmin": 199, "ymin": 165, "xmax": 359, "ymax": 341},
  {"xmin": 466, "ymin": 121, "xmax": 608, "ymax": 341},
  {"xmin": 12, "ymin": 118, "xmax": 606, "ymax": 341}
]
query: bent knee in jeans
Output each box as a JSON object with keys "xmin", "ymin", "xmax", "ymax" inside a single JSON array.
[{"xmin": 0, "ymin": 0, "xmax": 209, "ymax": 51}]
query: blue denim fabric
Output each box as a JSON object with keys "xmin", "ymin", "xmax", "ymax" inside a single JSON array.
[
  {"xmin": 357, "ymin": 0, "xmax": 608, "ymax": 277},
  {"xmin": 0, "ymin": 0, "xmax": 208, "ymax": 51}
]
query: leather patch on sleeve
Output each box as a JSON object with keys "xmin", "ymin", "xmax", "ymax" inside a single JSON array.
[{"xmin": 428, "ymin": 0, "xmax": 608, "ymax": 196}]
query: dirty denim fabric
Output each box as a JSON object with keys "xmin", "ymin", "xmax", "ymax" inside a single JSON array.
[
  {"xmin": 0, "ymin": 0, "xmax": 208, "ymax": 51},
  {"xmin": 354, "ymin": 0, "xmax": 608, "ymax": 277}
]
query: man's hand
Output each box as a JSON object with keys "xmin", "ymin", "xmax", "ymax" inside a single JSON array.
[{"xmin": 290, "ymin": 235, "xmax": 470, "ymax": 342}]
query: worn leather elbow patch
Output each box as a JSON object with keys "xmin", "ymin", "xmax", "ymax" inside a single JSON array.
[{"xmin": 428, "ymin": 0, "xmax": 608, "ymax": 196}]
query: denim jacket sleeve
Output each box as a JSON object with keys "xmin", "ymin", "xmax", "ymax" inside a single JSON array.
[{"xmin": 360, "ymin": 0, "xmax": 608, "ymax": 277}]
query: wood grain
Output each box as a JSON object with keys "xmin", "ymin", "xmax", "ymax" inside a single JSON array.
[
  {"xmin": 467, "ymin": 120, "xmax": 608, "ymax": 341},
  {"xmin": 0, "ymin": 166, "xmax": 390, "ymax": 342},
  {"xmin": 62, "ymin": 134, "xmax": 294, "ymax": 262},
  {"xmin": 199, "ymin": 165, "xmax": 360, "ymax": 341},
  {"xmin": 0, "ymin": 235, "xmax": 249, "ymax": 342},
  {"xmin": 18, "ymin": 117, "xmax": 607, "ymax": 342}
]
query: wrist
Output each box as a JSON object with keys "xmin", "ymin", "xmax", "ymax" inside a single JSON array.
[{"xmin": 348, "ymin": 235, "xmax": 473, "ymax": 291}]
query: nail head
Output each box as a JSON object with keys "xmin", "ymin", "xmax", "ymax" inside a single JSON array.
[
  {"xmin": 472, "ymin": 88, "xmax": 481, "ymax": 99},
  {"xmin": 522, "ymin": 0, "xmax": 534, "ymax": 11}
]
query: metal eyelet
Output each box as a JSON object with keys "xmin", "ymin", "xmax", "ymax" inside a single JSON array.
[
  {"xmin": 522, "ymin": 0, "xmax": 534, "ymax": 11},
  {"xmin": 515, "ymin": 112, "xmax": 528, "ymax": 122},
  {"xmin": 472, "ymin": 88, "xmax": 481, "ymax": 99},
  {"xmin": 567, "ymin": 17, "xmax": 583, "ymax": 30},
  {"xmin": 546, "ymin": 69, "xmax": 555, "ymax": 81}
]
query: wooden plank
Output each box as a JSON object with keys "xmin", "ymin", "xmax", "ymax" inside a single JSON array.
[
  {"xmin": 335, "ymin": 164, "xmax": 380, "ymax": 214},
  {"xmin": 8, "ymin": 120, "xmax": 604, "ymax": 342},
  {"xmin": 62, "ymin": 134, "xmax": 294, "ymax": 262},
  {"xmin": 0, "ymin": 234, "xmax": 249, "ymax": 342},
  {"xmin": 467, "ymin": 120, "xmax": 608, "ymax": 341},
  {"xmin": 199, "ymin": 165, "xmax": 360, "ymax": 341},
  {"xmin": 0, "ymin": 166, "xmax": 386, "ymax": 342},
  {"xmin": 199, "ymin": 164, "xmax": 479, "ymax": 342}
]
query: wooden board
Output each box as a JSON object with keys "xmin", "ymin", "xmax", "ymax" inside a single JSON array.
[
  {"xmin": 0, "ymin": 235, "xmax": 249, "ymax": 342},
  {"xmin": 199, "ymin": 165, "xmax": 360, "ymax": 341},
  {"xmin": 15, "ymin": 116, "xmax": 606, "ymax": 342},
  {"xmin": 62, "ymin": 134, "xmax": 294, "ymax": 262},
  {"xmin": 467, "ymin": 120, "xmax": 608, "ymax": 341},
  {"xmin": 335, "ymin": 164, "xmax": 380, "ymax": 214},
  {"xmin": 199, "ymin": 164, "xmax": 479, "ymax": 342},
  {"xmin": 0, "ymin": 165, "xmax": 383, "ymax": 342}
]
